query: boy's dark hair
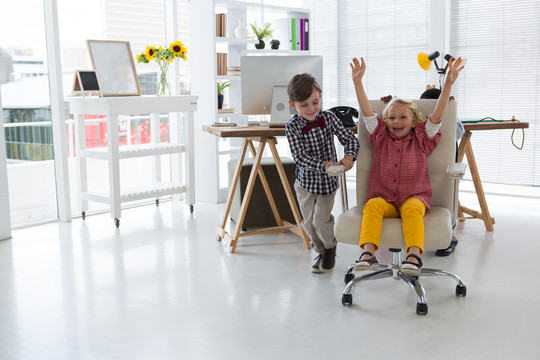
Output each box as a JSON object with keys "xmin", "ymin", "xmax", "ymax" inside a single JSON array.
[
  {"xmin": 420, "ymin": 87, "xmax": 441, "ymax": 99},
  {"xmin": 287, "ymin": 73, "xmax": 322, "ymax": 102}
]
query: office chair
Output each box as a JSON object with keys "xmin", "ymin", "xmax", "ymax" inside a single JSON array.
[{"xmin": 335, "ymin": 100, "xmax": 467, "ymax": 315}]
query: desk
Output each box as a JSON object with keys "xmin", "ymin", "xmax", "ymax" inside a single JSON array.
[
  {"xmin": 204, "ymin": 125, "xmax": 356, "ymax": 253},
  {"xmin": 204, "ymin": 125, "xmax": 309, "ymax": 252},
  {"xmin": 458, "ymin": 120, "xmax": 529, "ymax": 231},
  {"xmin": 70, "ymin": 95, "xmax": 198, "ymax": 228}
]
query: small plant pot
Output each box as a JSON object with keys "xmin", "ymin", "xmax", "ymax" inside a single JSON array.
[
  {"xmin": 217, "ymin": 94, "xmax": 224, "ymax": 109},
  {"xmin": 271, "ymin": 43, "xmax": 279, "ymax": 50},
  {"xmin": 255, "ymin": 40, "xmax": 265, "ymax": 49}
]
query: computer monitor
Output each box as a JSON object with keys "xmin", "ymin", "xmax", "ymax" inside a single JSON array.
[{"xmin": 241, "ymin": 55, "xmax": 323, "ymax": 127}]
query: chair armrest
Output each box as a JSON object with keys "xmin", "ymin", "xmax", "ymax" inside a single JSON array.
[{"xmin": 446, "ymin": 163, "xmax": 467, "ymax": 180}]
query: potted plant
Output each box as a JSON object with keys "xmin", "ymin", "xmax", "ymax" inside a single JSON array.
[
  {"xmin": 270, "ymin": 39, "xmax": 280, "ymax": 50},
  {"xmin": 217, "ymin": 80, "xmax": 231, "ymax": 109},
  {"xmin": 250, "ymin": 22, "xmax": 273, "ymax": 49}
]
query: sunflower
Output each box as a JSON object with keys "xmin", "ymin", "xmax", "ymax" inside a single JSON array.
[
  {"xmin": 144, "ymin": 46, "xmax": 157, "ymax": 60},
  {"xmin": 170, "ymin": 41, "xmax": 184, "ymax": 56},
  {"xmin": 135, "ymin": 40, "xmax": 188, "ymax": 95}
]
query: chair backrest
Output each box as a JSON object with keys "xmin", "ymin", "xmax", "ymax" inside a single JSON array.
[{"xmin": 355, "ymin": 100, "xmax": 457, "ymax": 212}]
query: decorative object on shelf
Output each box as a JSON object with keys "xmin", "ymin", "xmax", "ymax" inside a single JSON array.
[
  {"xmin": 235, "ymin": 18, "xmax": 248, "ymax": 39},
  {"xmin": 250, "ymin": 22, "xmax": 273, "ymax": 49},
  {"xmin": 136, "ymin": 41, "xmax": 188, "ymax": 96},
  {"xmin": 217, "ymin": 80, "xmax": 231, "ymax": 109},
  {"xmin": 270, "ymin": 39, "xmax": 280, "ymax": 50}
]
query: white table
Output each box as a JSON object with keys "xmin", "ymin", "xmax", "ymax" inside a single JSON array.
[{"xmin": 69, "ymin": 95, "xmax": 197, "ymax": 227}]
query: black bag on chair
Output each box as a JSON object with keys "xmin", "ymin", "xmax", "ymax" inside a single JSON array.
[{"xmin": 328, "ymin": 106, "xmax": 359, "ymax": 127}]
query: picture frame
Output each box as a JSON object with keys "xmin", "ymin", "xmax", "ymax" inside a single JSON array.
[
  {"xmin": 86, "ymin": 40, "xmax": 141, "ymax": 97},
  {"xmin": 72, "ymin": 70, "xmax": 101, "ymax": 97}
]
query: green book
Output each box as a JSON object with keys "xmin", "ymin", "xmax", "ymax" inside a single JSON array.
[{"xmin": 291, "ymin": 18, "xmax": 296, "ymax": 50}]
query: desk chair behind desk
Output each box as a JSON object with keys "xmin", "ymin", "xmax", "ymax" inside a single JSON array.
[{"xmin": 335, "ymin": 100, "xmax": 467, "ymax": 315}]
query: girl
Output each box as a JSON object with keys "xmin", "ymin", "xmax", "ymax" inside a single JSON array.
[{"xmin": 350, "ymin": 56, "xmax": 464, "ymax": 274}]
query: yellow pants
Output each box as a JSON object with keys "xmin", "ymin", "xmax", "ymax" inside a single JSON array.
[{"xmin": 359, "ymin": 197, "xmax": 426, "ymax": 254}]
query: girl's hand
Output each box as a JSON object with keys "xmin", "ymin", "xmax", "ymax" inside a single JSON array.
[
  {"xmin": 445, "ymin": 57, "xmax": 465, "ymax": 85},
  {"xmin": 350, "ymin": 57, "xmax": 366, "ymax": 83}
]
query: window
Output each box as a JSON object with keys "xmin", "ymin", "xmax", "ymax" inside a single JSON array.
[
  {"xmin": 312, "ymin": 0, "xmax": 539, "ymax": 188},
  {"xmin": 450, "ymin": 0, "xmax": 539, "ymax": 186}
]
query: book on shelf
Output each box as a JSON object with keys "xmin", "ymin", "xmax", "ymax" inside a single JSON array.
[
  {"xmin": 294, "ymin": 18, "xmax": 301, "ymax": 50},
  {"xmin": 274, "ymin": 17, "xmax": 309, "ymax": 51},
  {"xmin": 216, "ymin": 13, "xmax": 227, "ymax": 37},
  {"xmin": 304, "ymin": 18, "xmax": 309, "ymax": 50},
  {"xmin": 227, "ymin": 65, "xmax": 241, "ymax": 76},
  {"xmin": 273, "ymin": 18, "xmax": 292, "ymax": 50},
  {"xmin": 218, "ymin": 108, "xmax": 235, "ymax": 114},
  {"xmin": 217, "ymin": 53, "xmax": 227, "ymax": 75}
]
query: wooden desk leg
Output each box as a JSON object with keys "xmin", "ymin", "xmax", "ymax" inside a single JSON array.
[
  {"xmin": 458, "ymin": 132, "xmax": 495, "ymax": 231},
  {"xmin": 247, "ymin": 141, "xmax": 283, "ymax": 227},
  {"xmin": 227, "ymin": 138, "xmax": 268, "ymax": 253},
  {"xmin": 216, "ymin": 138, "xmax": 249, "ymax": 242},
  {"xmin": 340, "ymin": 173, "xmax": 349, "ymax": 212},
  {"xmin": 268, "ymin": 138, "xmax": 311, "ymax": 250},
  {"xmin": 457, "ymin": 200, "xmax": 465, "ymax": 222}
]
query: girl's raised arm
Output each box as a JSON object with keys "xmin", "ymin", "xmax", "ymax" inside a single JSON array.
[
  {"xmin": 350, "ymin": 57, "xmax": 373, "ymax": 117},
  {"xmin": 431, "ymin": 57, "xmax": 465, "ymax": 124}
]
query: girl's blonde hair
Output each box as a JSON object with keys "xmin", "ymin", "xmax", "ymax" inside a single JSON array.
[{"xmin": 382, "ymin": 98, "xmax": 425, "ymax": 126}]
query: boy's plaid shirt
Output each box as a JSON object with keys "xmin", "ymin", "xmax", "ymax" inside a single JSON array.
[{"xmin": 286, "ymin": 110, "xmax": 359, "ymax": 195}]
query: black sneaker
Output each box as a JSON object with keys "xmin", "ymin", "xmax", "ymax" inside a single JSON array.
[
  {"xmin": 435, "ymin": 237, "xmax": 458, "ymax": 257},
  {"xmin": 312, "ymin": 246, "xmax": 336, "ymax": 273}
]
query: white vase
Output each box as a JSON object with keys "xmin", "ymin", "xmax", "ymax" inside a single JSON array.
[{"xmin": 235, "ymin": 18, "xmax": 248, "ymax": 39}]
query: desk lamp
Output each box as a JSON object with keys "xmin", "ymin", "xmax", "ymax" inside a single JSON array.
[{"xmin": 417, "ymin": 51, "xmax": 462, "ymax": 88}]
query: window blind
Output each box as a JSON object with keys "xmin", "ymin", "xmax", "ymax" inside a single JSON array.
[
  {"xmin": 450, "ymin": 0, "xmax": 539, "ymax": 186},
  {"xmin": 312, "ymin": 0, "xmax": 432, "ymax": 109}
]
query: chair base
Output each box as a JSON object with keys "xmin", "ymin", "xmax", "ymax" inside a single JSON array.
[{"xmin": 342, "ymin": 249, "xmax": 466, "ymax": 315}]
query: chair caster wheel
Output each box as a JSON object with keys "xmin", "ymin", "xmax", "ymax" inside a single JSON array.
[
  {"xmin": 416, "ymin": 302, "xmax": 428, "ymax": 315},
  {"xmin": 344, "ymin": 273, "xmax": 355, "ymax": 284},
  {"xmin": 342, "ymin": 293, "xmax": 353, "ymax": 306},
  {"xmin": 115, "ymin": 218, "xmax": 120, "ymax": 228},
  {"xmin": 81, "ymin": 211, "xmax": 86, "ymax": 220},
  {"xmin": 456, "ymin": 284, "xmax": 467, "ymax": 297}
]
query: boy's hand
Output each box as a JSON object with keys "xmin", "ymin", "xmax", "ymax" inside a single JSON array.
[
  {"xmin": 380, "ymin": 95, "xmax": 393, "ymax": 104},
  {"xmin": 350, "ymin": 57, "xmax": 366, "ymax": 84},
  {"xmin": 323, "ymin": 161, "xmax": 334, "ymax": 170},
  {"xmin": 339, "ymin": 155, "xmax": 355, "ymax": 171},
  {"xmin": 445, "ymin": 57, "xmax": 465, "ymax": 85}
]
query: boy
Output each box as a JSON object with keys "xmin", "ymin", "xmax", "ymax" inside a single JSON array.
[{"xmin": 285, "ymin": 73, "xmax": 360, "ymax": 273}]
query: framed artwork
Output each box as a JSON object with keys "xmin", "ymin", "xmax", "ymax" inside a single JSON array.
[
  {"xmin": 86, "ymin": 40, "xmax": 141, "ymax": 96},
  {"xmin": 72, "ymin": 70, "xmax": 101, "ymax": 97}
]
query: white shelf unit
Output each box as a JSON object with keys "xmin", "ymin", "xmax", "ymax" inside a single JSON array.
[
  {"xmin": 69, "ymin": 95, "xmax": 198, "ymax": 227},
  {"xmin": 190, "ymin": 0, "xmax": 310, "ymax": 203}
]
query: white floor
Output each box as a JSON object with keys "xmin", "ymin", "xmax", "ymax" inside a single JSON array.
[{"xmin": 1, "ymin": 188, "xmax": 540, "ymax": 360}]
